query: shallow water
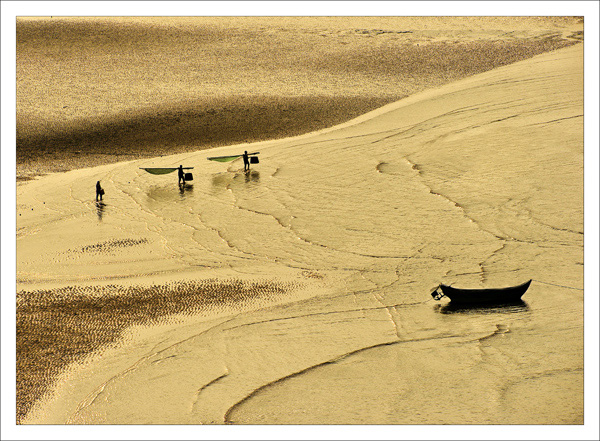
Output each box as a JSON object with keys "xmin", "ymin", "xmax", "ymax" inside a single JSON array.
[{"xmin": 17, "ymin": 45, "xmax": 583, "ymax": 425}]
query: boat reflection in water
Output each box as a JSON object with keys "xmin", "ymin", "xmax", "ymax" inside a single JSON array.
[{"xmin": 434, "ymin": 299, "xmax": 530, "ymax": 315}]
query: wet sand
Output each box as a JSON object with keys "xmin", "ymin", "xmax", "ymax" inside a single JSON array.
[{"xmin": 14, "ymin": 17, "xmax": 587, "ymax": 429}]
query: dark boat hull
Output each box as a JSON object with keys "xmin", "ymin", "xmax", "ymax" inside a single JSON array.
[{"xmin": 439, "ymin": 280, "xmax": 532, "ymax": 304}]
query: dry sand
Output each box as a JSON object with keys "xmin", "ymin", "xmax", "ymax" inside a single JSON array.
[{"xmin": 14, "ymin": 17, "xmax": 586, "ymax": 427}]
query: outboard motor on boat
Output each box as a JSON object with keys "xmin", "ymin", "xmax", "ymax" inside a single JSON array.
[{"xmin": 431, "ymin": 287, "xmax": 445, "ymax": 301}]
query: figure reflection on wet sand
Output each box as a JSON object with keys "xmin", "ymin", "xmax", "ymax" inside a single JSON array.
[
  {"xmin": 245, "ymin": 170, "xmax": 260, "ymax": 183},
  {"xmin": 211, "ymin": 170, "xmax": 261, "ymax": 192},
  {"xmin": 96, "ymin": 201, "xmax": 105, "ymax": 221},
  {"xmin": 179, "ymin": 182, "xmax": 193, "ymax": 197},
  {"xmin": 434, "ymin": 299, "xmax": 530, "ymax": 315},
  {"xmin": 145, "ymin": 184, "xmax": 192, "ymax": 204}
]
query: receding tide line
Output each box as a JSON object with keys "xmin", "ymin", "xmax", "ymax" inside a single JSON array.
[{"xmin": 222, "ymin": 333, "xmax": 473, "ymax": 424}]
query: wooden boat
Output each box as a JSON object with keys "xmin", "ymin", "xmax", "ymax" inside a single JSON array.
[{"xmin": 431, "ymin": 279, "xmax": 531, "ymax": 304}]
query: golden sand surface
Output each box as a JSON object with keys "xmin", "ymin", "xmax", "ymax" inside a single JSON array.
[
  {"xmin": 16, "ymin": 16, "xmax": 582, "ymax": 178},
  {"xmin": 16, "ymin": 38, "xmax": 584, "ymax": 426}
]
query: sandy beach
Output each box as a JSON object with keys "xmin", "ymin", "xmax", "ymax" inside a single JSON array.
[{"xmin": 13, "ymin": 16, "xmax": 588, "ymax": 428}]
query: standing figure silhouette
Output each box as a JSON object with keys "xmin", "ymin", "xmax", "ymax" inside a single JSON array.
[
  {"xmin": 178, "ymin": 165, "xmax": 185, "ymax": 185},
  {"xmin": 96, "ymin": 181, "xmax": 104, "ymax": 201},
  {"xmin": 243, "ymin": 151, "xmax": 250, "ymax": 171}
]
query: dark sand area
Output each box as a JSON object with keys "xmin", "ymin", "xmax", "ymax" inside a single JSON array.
[
  {"xmin": 17, "ymin": 95, "xmax": 394, "ymax": 178},
  {"xmin": 16, "ymin": 17, "xmax": 581, "ymax": 178},
  {"xmin": 16, "ymin": 279, "xmax": 298, "ymax": 422}
]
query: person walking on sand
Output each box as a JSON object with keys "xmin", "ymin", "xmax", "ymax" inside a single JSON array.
[
  {"xmin": 178, "ymin": 165, "xmax": 185, "ymax": 185},
  {"xmin": 96, "ymin": 181, "xmax": 104, "ymax": 201},
  {"xmin": 243, "ymin": 150, "xmax": 250, "ymax": 171}
]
